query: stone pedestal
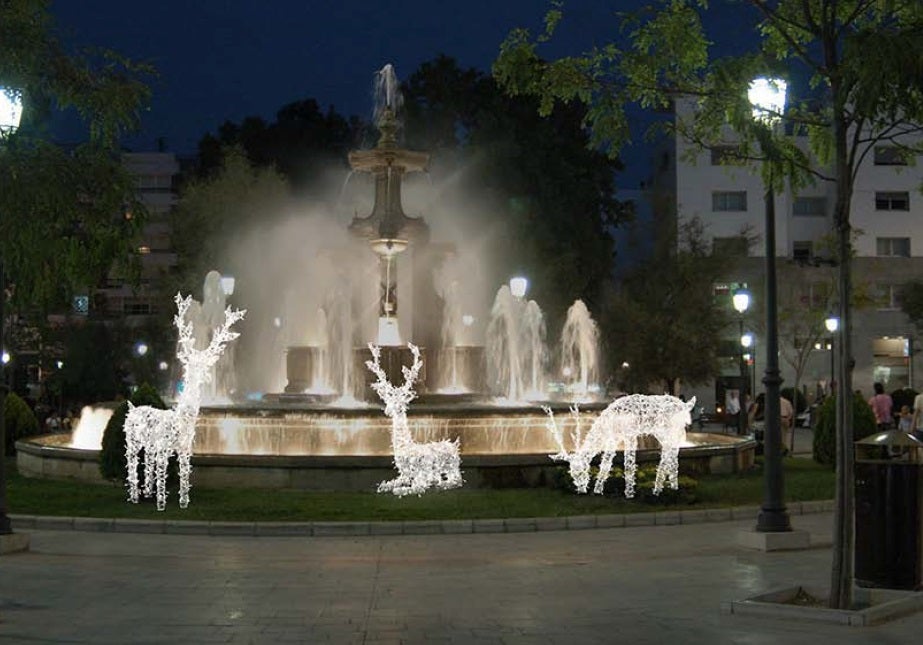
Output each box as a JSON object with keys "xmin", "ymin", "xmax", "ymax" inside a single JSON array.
[
  {"xmin": 358, "ymin": 345, "xmax": 427, "ymax": 401},
  {"xmin": 285, "ymin": 346, "xmax": 322, "ymax": 393},
  {"xmin": 0, "ymin": 532, "xmax": 30, "ymax": 555},
  {"xmin": 737, "ymin": 528, "xmax": 811, "ymax": 551}
]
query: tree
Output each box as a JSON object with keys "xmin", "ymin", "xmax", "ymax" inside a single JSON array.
[
  {"xmin": 402, "ymin": 55, "xmax": 631, "ymax": 321},
  {"xmin": 494, "ymin": 1, "xmax": 923, "ymax": 608},
  {"xmin": 171, "ymin": 146, "xmax": 291, "ymax": 295},
  {"xmin": 0, "ymin": 0, "xmax": 152, "ymax": 535},
  {"xmin": 195, "ymin": 99, "xmax": 361, "ymax": 192},
  {"xmin": 602, "ymin": 217, "xmax": 738, "ymax": 394}
]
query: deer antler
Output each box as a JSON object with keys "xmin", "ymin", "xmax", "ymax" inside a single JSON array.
[
  {"xmin": 399, "ymin": 343, "xmax": 423, "ymax": 397},
  {"xmin": 204, "ymin": 305, "xmax": 246, "ymax": 357},
  {"xmin": 174, "ymin": 293, "xmax": 197, "ymax": 363}
]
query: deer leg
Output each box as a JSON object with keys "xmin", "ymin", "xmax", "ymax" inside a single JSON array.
[
  {"xmin": 142, "ymin": 437, "xmax": 156, "ymax": 499},
  {"xmin": 177, "ymin": 449, "xmax": 192, "ymax": 509},
  {"xmin": 593, "ymin": 451, "xmax": 616, "ymax": 495},
  {"xmin": 154, "ymin": 446, "xmax": 169, "ymax": 512},
  {"xmin": 623, "ymin": 436, "xmax": 638, "ymax": 499},
  {"xmin": 125, "ymin": 422, "xmax": 141, "ymax": 504}
]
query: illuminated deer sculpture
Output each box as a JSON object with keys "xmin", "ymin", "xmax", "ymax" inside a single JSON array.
[
  {"xmin": 125, "ymin": 293, "xmax": 245, "ymax": 510},
  {"xmin": 544, "ymin": 394, "xmax": 694, "ymax": 498},
  {"xmin": 366, "ymin": 343, "xmax": 463, "ymax": 496}
]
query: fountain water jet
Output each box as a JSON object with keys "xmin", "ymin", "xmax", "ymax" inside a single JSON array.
[{"xmin": 560, "ymin": 299, "xmax": 600, "ymax": 400}]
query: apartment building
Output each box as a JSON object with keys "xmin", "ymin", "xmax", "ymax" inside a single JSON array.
[
  {"xmin": 92, "ymin": 152, "xmax": 180, "ymax": 323},
  {"xmin": 666, "ymin": 103, "xmax": 923, "ymax": 411}
]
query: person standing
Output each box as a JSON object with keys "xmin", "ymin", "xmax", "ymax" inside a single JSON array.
[
  {"xmin": 868, "ymin": 382, "xmax": 894, "ymax": 432},
  {"xmin": 780, "ymin": 395, "xmax": 795, "ymax": 453},
  {"xmin": 911, "ymin": 389, "xmax": 923, "ymax": 439}
]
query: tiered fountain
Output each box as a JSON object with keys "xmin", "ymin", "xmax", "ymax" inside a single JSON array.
[{"xmin": 17, "ymin": 65, "xmax": 755, "ymax": 490}]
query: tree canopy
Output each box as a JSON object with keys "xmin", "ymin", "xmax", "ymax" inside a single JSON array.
[{"xmin": 0, "ymin": 0, "xmax": 154, "ymax": 311}]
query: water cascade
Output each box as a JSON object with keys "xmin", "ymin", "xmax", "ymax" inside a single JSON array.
[{"xmin": 560, "ymin": 299, "xmax": 600, "ymax": 400}]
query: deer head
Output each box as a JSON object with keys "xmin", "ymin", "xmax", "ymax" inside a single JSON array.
[
  {"xmin": 544, "ymin": 404, "xmax": 593, "ymax": 493},
  {"xmin": 174, "ymin": 292, "xmax": 246, "ymax": 387},
  {"xmin": 365, "ymin": 343, "xmax": 423, "ymax": 417}
]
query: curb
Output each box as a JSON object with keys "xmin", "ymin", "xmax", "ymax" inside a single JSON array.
[{"xmin": 8, "ymin": 499, "xmax": 835, "ymax": 538}]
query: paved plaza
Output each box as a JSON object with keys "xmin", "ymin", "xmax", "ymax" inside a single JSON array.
[{"xmin": 1, "ymin": 510, "xmax": 922, "ymax": 644}]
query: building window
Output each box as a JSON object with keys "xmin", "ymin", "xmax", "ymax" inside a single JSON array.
[
  {"xmin": 712, "ymin": 191, "xmax": 747, "ymax": 212},
  {"xmin": 876, "ymin": 237, "xmax": 911, "ymax": 257},
  {"xmin": 710, "ymin": 145, "xmax": 743, "ymax": 165},
  {"xmin": 793, "ymin": 196, "xmax": 826, "ymax": 217},
  {"xmin": 123, "ymin": 302, "xmax": 152, "ymax": 315},
  {"xmin": 792, "ymin": 241, "xmax": 813, "ymax": 262},
  {"xmin": 712, "ymin": 236, "xmax": 749, "ymax": 256},
  {"xmin": 874, "ymin": 146, "xmax": 908, "ymax": 166},
  {"xmin": 875, "ymin": 191, "xmax": 910, "ymax": 211},
  {"xmin": 875, "ymin": 284, "xmax": 902, "ymax": 310}
]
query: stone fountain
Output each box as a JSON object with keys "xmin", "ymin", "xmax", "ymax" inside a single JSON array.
[{"xmin": 16, "ymin": 64, "xmax": 756, "ymax": 491}]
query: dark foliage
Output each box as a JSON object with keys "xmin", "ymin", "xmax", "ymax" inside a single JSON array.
[{"xmin": 98, "ymin": 384, "xmax": 167, "ymax": 482}]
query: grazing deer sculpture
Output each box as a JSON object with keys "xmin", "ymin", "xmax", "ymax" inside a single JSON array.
[
  {"xmin": 366, "ymin": 343, "xmax": 463, "ymax": 496},
  {"xmin": 125, "ymin": 293, "xmax": 245, "ymax": 510},
  {"xmin": 544, "ymin": 394, "xmax": 694, "ymax": 498}
]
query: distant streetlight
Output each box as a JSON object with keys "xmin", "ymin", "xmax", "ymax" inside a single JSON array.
[
  {"xmin": 220, "ymin": 275, "xmax": 235, "ymax": 297},
  {"xmin": 134, "ymin": 342, "xmax": 149, "ymax": 357},
  {"xmin": 0, "ymin": 351, "xmax": 9, "ymax": 365},
  {"xmin": 749, "ymin": 75, "xmax": 791, "ymax": 535},
  {"xmin": 462, "ymin": 314, "xmax": 474, "ymax": 327},
  {"xmin": 509, "ymin": 276, "xmax": 528, "ymax": 299},
  {"xmin": 732, "ymin": 289, "xmax": 751, "ymax": 435},
  {"xmin": 825, "ymin": 315, "xmax": 840, "ymax": 395},
  {"xmin": 158, "ymin": 361, "xmax": 169, "ymax": 371},
  {"xmin": 0, "ymin": 86, "xmax": 23, "ymax": 538},
  {"xmin": 56, "ymin": 360, "xmax": 64, "ymax": 370}
]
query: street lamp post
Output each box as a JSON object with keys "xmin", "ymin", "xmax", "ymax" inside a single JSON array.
[
  {"xmin": 825, "ymin": 315, "xmax": 840, "ymax": 396},
  {"xmin": 0, "ymin": 87, "xmax": 23, "ymax": 537},
  {"xmin": 742, "ymin": 331, "xmax": 755, "ymax": 406},
  {"xmin": 749, "ymin": 77, "xmax": 792, "ymax": 534},
  {"xmin": 732, "ymin": 289, "xmax": 751, "ymax": 435}
]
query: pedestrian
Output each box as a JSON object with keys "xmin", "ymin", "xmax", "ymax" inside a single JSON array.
[
  {"xmin": 780, "ymin": 395, "xmax": 795, "ymax": 453},
  {"xmin": 898, "ymin": 404, "xmax": 913, "ymax": 433},
  {"xmin": 868, "ymin": 382, "xmax": 893, "ymax": 432},
  {"xmin": 912, "ymin": 390, "xmax": 923, "ymax": 439}
]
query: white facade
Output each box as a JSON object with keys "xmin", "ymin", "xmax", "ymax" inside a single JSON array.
[{"xmin": 670, "ymin": 104, "xmax": 923, "ymax": 410}]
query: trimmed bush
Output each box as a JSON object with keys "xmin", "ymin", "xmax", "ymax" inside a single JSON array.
[
  {"xmin": 99, "ymin": 384, "xmax": 167, "ymax": 482},
  {"xmin": 3, "ymin": 392, "xmax": 40, "ymax": 455},
  {"xmin": 812, "ymin": 394, "xmax": 877, "ymax": 466}
]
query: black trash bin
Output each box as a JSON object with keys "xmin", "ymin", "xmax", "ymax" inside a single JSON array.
[{"xmin": 854, "ymin": 430, "xmax": 923, "ymax": 589}]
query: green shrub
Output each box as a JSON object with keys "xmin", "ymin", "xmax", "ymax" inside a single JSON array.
[
  {"xmin": 99, "ymin": 384, "xmax": 167, "ymax": 482},
  {"xmin": 781, "ymin": 387, "xmax": 808, "ymax": 414},
  {"xmin": 812, "ymin": 394, "xmax": 877, "ymax": 466},
  {"xmin": 552, "ymin": 463, "xmax": 698, "ymax": 504},
  {"xmin": 3, "ymin": 392, "xmax": 40, "ymax": 455}
]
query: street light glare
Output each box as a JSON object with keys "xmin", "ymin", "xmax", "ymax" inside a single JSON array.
[
  {"xmin": 825, "ymin": 316, "xmax": 840, "ymax": 333},
  {"xmin": 748, "ymin": 77, "xmax": 787, "ymax": 124},
  {"xmin": 509, "ymin": 276, "xmax": 528, "ymax": 299},
  {"xmin": 0, "ymin": 89, "xmax": 23, "ymax": 132},
  {"xmin": 134, "ymin": 342, "xmax": 149, "ymax": 357},
  {"xmin": 732, "ymin": 289, "xmax": 751, "ymax": 314},
  {"xmin": 741, "ymin": 333, "xmax": 754, "ymax": 348},
  {"xmin": 1, "ymin": 350, "xmax": 9, "ymax": 365}
]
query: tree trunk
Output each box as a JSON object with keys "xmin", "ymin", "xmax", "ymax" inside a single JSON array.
[{"xmin": 829, "ymin": 107, "xmax": 855, "ymax": 610}]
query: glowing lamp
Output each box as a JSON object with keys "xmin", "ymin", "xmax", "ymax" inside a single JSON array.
[
  {"xmin": 825, "ymin": 315, "xmax": 840, "ymax": 333},
  {"xmin": 732, "ymin": 289, "xmax": 751, "ymax": 314},
  {"xmin": 134, "ymin": 342, "xmax": 149, "ymax": 357},
  {"xmin": 1, "ymin": 350, "xmax": 9, "ymax": 365},
  {"xmin": 0, "ymin": 89, "xmax": 23, "ymax": 133},
  {"xmin": 220, "ymin": 275, "xmax": 235, "ymax": 296},
  {"xmin": 509, "ymin": 276, "xmax": 528, "ymax": 299},
  {"xmin": 741, "ymin": 332, "xmax": 754, "ymax": 349},
  {"xmin": 748, "ymin": 77, "xmax": 787, "ymax": 125}
]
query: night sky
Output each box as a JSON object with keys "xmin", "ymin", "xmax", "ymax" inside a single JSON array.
[{"xmin": 51, "ymin": 1, "xmax": 753, "ymax": 189}]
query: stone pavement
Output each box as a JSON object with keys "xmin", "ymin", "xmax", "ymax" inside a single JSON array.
[{"xmin": 2, "ymin": 511, "xmax": 923, "ymax": 644}]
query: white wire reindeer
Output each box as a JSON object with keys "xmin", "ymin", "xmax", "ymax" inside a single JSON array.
[
  {"xmin": 544, "ymin": 394, "xmax": 695, "ymax": 498},
  {"xmin": 366, "ymin": 343, "xmax": 463, "ymax": 496},
  {"xmin": 125, "ymin": 293, "xmax": 245, "ymax": 510}
]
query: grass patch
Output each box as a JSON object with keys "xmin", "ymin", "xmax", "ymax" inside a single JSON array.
[{"xmin": 4, "ymin": 457, "xmax": 834, "ymax": 522}]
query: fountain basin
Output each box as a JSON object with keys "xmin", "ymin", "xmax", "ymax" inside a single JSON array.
[{"xmin": 16, "ymin": 402, "xmax": 756, "ymax": 491}]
